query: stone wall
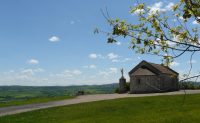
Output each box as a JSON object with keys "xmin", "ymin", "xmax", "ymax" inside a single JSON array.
[
  {"xmin": 130, "ymin": 74, "xmax": 179, "ymax": 94},
  {"xmin": 159, "ymin": 74, "xmax": 179, "ymax": 91}
]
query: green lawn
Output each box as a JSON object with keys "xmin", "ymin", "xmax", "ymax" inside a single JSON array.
[
  {"xmin": 1, "ymin": 94, "xmax": 200, "ymax": 123},
  {"xmin": 0, "ymin": 96, "xmax": 73, "ymax": 108}
]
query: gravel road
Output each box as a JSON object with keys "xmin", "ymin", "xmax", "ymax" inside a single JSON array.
[{"xmin": 0, "ymin": 90, "xmax": 200, "ymax": 117}]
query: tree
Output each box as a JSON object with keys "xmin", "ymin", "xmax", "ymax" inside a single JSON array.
[
  {"xmin": 96, "ymin": 0, "xmax": 200, "ymax": 81},
  {"xmin": 182, "ymin": 0, "xmax": 200, "ymax": 22}
]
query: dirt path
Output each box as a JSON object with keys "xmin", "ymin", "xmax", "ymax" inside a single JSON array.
[{"xmin": 0, "ymin": 90, "xmax": 200, "ymax": 117}]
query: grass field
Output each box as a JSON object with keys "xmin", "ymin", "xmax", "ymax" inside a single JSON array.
[{"xmin": 1, "ymin": 94, "xmax": 200, "ymax": 123}]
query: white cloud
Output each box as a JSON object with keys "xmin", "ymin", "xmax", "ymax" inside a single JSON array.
[
  {"xmin": 193, "ymin": 20, "xmax": 199, "ymax": 25},
  {"xmin": 148, "ymin": 2, "xmax": 175, "ymax": 15},
  {"xmin": 109, "ymin": 68, "xmax": 118, "ymax": 73},
  {"xmin": 107, "ymin": 53, "xmax": 119, "ymax": 60},
  {"xmin": 187, "ymin": 60, "xmax": 197, "ymax": 64},
  {"xmin": 0, "ymin": 68, "xmax": 50, "ymax": 86},
  {"xmin": 0, "ymin": 66, "xmax": 122, "ymax": 85},
  {"xmin": 3, "ymin": 70, "xmax": 15, "ymax": 75},
  {"xmin": 89, "ymin": 65, "xmax": 96, "ymax": 69},
  {"xmin": 112, "ymin": 58, "xmax": 132, "ymax": 63},
  {"xmin": 122, "ymin": 58, "xmax": 132, "ymax": 62},
  {"xmin": 148, "ymin": 2, "xmax": 166, "ymax": 15},
  {"xmin": 97, "ymin": 54, "xmax": 105, "ymax": 59},
  {"xmin": 179, "ymin": 16, "xmax": 186, "ymax": 21},
  {"xmin": 82, "ymin": 66, "xmax": 88, "ymax": 68},
  {"xmin": 33, "ymin": 68, "xmax": 45, "ymax": 72},
  {"xmin": 89, "ymin": 53, "xmax": 105, "ymax": 59},
  {"xmin": 70, "ymin": 20, "xmax": 75, "ymax": 24},
  {"xmin": 167, "ymin": 40, "xmax": 176, "ymax": 46},
  {"xmin": 54, "ymin": 69, "xmax": 82, "ymax": 78},
  {"xmin": 49, "ymin": 36, "xmax": 60, "ymax": 42},
  {"xmin": 28, "ymin": 59, "xmax": 39, "ymax": 65},
  {"xmin": 56, "ymin": 70, "xmax": 73, "ymax": 77},
  {"xmin": 116, "ymin": 42, "xmax": 122, "ymax": 45},
  {"xmin": 21, "ymin": 69, "xmax": 34, "ymax": 76},
  {"xmin": 73, "ymin": 70, "xmax": 82, "ymax": 75},
  {"xmin": 89, "ymin": 53, "xmax": 97, "ymax": 59},
  {"xmin": 111, "ymin": 59, "xmax": 119, "ymax": 63},
  {"xmin": 165, "ymin": 2, "xmax": 174, "ymax": 11},
  {"xmin": 170, "ymin": 61, "xmax": 180, "ymax": 67},
  {"xmin": 0, "ymin": 68, "xmax": 45, "ymax": 84},
  {"xmin": 89, "ymin": 53, "xmax": 132, "ymax": 63},
  {"xmin": 83, "ymin": 65, "xmax": 97, "ymax": 69},
  {"xmin": 21, "ymin": 68, "xmax": 45, "ymax": 76},
  {"xmin": 133, "ymin": 9, "xmax": 144, "ymax": 15},
  {"xmin": 99, "ymin": 67, "xmax": 118, "ymax": 77},
  {"xmin": 172, "ymin": 19, "xmax": 177, "ymax": 22}
]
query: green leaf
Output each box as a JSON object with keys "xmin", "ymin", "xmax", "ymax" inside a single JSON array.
[
  {"xmin": 107, "ymin": 38, "xmax": 117, "ymax": 43},
  {"xmin": 172, "ymin": 4, "xmax": 179, "ymax": 11}
]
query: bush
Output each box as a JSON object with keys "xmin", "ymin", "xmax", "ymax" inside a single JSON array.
[
  {"xmin": 114, "ymin": 88, "xmax": 119, "ymax": 93},
  {"xmin": 179, "ymin": 82, "xmax": 200, "ymax": 90},
  {"xmin": 126, "ymin": 82, "xmax": 130, "ymax": 91}
]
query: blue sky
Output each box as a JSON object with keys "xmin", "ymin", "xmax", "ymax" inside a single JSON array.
[{"xmin": 0, "ymin": 0, "xmax": 199, "ymax": 86}]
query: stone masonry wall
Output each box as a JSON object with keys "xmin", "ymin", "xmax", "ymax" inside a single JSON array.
[{"xmin": 130, "ymin": 74, "xmax": 179, "ymax": 94}]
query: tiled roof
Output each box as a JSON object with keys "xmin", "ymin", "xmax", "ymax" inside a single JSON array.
[
  {"xmin": 129, "ymin": 60, "xmax": 178, "ymax": 76},
  {"xmin": 148, "ymin": 62, "xmax": 178, "ymax": 75}
]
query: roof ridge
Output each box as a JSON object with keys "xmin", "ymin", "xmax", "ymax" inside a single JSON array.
[
  {"xmin": 129, "ymin": 60, "xmax": 178, "ymax": 75},
  {"xmin": 143, "ymin": 60, "xmax": 178, "ymax": 75},
  {"xmin": 148, "ymin": 62, "xmax": 162, "ymax": 66}
]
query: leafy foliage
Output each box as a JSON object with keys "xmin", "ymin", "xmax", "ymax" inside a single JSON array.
[
  {"xmin": 181, "ymin": 0, "xmax": 200, "ymax": 22},
  {"xmin": 98, "ymin": 0, "xmax": 200, "ymax": 66}
]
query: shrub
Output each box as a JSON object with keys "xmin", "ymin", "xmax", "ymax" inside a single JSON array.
[
  {"xmin": 126, "ymin": 82, "xmax": 130, "ymax": 91},
  {"xmin": 179, "ymin": 82, "xmax": 200, "ymax": 90},
  {"xmin": 114, "ymin": 88, "xmax": 119, "ymax": 93}
]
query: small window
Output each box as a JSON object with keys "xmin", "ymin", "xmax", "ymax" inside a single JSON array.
[{"xmin": 137, "ymin": 78, "xmax": 141, "ymax": 84}]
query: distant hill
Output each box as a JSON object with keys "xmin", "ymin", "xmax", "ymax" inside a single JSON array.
[{"xmin": 0, "ymin": 83, "xmax": 118, "ymax": 103}]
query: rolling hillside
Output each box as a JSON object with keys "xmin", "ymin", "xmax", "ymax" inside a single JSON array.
[{"xmin": 0, "ymin": 84, "xmax": 118, "ymax": 103}]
